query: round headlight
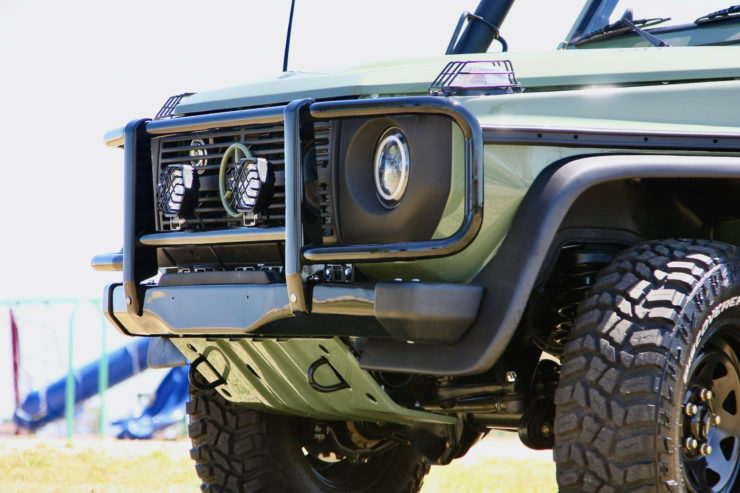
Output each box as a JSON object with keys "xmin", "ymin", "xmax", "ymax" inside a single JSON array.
[{"xmin": 373, "ymin": 128, "xmax": 409, "ymax": 208}]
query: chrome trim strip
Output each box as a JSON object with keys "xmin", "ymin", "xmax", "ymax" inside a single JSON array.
[{"xmin": 139, "ymin": 227, "xmax": 285, "ymax": 246}]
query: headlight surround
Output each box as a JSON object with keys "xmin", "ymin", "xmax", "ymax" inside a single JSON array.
[
  {"xmin": 373, "ymin": 128, "xmax": 410, "ymax": 208},
  {"xmin": 157, "ymin": 164, "xmax": 199, "ymax": 217}
]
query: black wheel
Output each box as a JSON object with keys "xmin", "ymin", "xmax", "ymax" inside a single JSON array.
[
  {"xmin": 187, "ymin": 383, "xmax": 430, "ymax": 493},
  {"xmin": 554, "ymin": 239, "xmax": 740, "ymax": 492}
]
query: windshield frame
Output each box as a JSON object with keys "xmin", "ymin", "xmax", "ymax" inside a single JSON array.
[{"xmin": 562, "ymin": 0, "xmax": 740, "ymax": 48}]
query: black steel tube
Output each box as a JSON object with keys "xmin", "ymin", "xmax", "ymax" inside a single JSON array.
[
  {"xmin": 146, "ymin": 106, "xmax": 285, "ymax": 135},
  {"xmin": 470, "ymin": 413, "xmax": 522, "ymax": 428},
  {"xmin": 452, "ymin": 0, "xmax": 515, "ymax": 54},
  {"xmin": 284, "ymin": 99, "xmax": 314, "ymax": 314},
  {"xmin": 123, "ymin": 119, "xmax": 155, "ymax": 316},
  {"xmin": 436, "ymin": 383, "xmax": 513, "ymax": 401},
  {"xmin": 306, "ymin": 96, "xmax": 483, "ymax": 264}
]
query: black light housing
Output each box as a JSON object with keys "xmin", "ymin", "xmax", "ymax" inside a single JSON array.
[
  {"xmin": 157, "ymin": 164, "xmax": 199, "ymax": 217},
  {"xmin": 233, "ymin": 157, "xmax": 274, "ymax": 213}
]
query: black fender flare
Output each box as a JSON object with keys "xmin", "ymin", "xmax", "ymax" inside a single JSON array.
[{"xmin": 359, "ymin": 153, "xmax": 740, "ymax": 375}]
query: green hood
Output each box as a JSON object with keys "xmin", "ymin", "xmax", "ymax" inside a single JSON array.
[{"xmin": 176, "ymin": 47, "xmax": 740, "ymax": 114}]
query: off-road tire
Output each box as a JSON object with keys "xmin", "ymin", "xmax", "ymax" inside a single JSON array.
[
  {"xmin": 187, "ymin": 383, "xmax": 430, "ymax": 493},
  {"xmin": 554, "ymin": 239, "xmax": 740, "ymax": 492}
]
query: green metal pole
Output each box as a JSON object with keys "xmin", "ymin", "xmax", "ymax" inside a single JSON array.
[
  {"xmin": 97, "ymin": 301, "xmax": 109, "ymax": 437},
  {"xmin": 65, "ymin": 304, "xmax": 78, "ymax": 440}
]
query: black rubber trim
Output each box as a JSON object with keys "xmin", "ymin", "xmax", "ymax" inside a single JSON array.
[
  {"xmin": 483, "ymin": 126, "xmax": 740, "ymax": 151},
  {"xmin": 374, "ymin": 282, "xmax": 483, "ymax": 344},
  {"xmin": 359, "ymin": 153, "xmax": 740, "ymax": 376}
]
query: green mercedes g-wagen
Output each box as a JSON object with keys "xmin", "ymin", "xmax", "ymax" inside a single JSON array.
[{"xmin": 94, "ymin": 1, "xmax": 740, "ymax": 491}]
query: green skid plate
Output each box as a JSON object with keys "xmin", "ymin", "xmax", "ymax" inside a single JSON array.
[{"xmin": 173, "ymin": 337, "xmax": 455, "ymax": 425}]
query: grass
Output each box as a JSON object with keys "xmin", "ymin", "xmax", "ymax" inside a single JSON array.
[
  {"xmin": 423, "ymin": 458, "xmax": 557, "ymax": 493},
  {"xmin": 0, "ymin": 438, "xmax": 557, "ymax": 492},
  {"xmin": 0, "ymin": 440, "xmax": 199, "ymax": 493}
]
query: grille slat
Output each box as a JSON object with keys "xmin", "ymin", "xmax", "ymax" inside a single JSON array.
[{"xmin": 155, "ymin": 121, "xmax": 331, "ymax": 233}]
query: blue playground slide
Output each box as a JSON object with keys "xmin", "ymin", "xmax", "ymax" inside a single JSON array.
[
  {"xmin": 13, "ymin": 338, "xmax": 190, "ymax": 437},
  {"xmin": 114, "ymin": 365, "xmax": 189, "ymax": 439}
]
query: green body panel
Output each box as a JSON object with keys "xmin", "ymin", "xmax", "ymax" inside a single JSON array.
[
  {"xmin": 360, "ymin": 144, "xmax": 613, "ymax": 283},
  {"xmin": 176, "ymin": 47, "xmax": 740, "ymax": 114},
  {"xmin": 172, "ymin": 337, "xmax": 455, "ymax": 425},
  {"xmin": 468, "ymin": 79, "xmax": 740, "ymax": 133},
  {"xmin": 357, "ymin": 76, "xmax": 740, "ymax": 282}
]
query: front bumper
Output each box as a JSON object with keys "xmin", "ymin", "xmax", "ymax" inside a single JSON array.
[{"xmin": 104, "ymin": 280, "xmax": 483, "ymax": 344}]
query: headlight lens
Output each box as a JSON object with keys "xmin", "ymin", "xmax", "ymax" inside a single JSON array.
[
  {"xmin": 157, "ymin": 164, "xmax": 198, "ymax": 217},
  {"xmin": 373, "ymin": 128, "xmax": 410, "ymax": 207}
]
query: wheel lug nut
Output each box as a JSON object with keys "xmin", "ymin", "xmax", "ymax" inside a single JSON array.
[
  {"xmin": 685, "ymin": 403, "xmax": 698, "ymax": 416},
  {"xmin": 700, "ymin": 443, "xmax": 712, "ymax": 456},
  {"xmin": 540, "ymin": 423, "xmax": 553, "ymax": 437},
  {"xmin": 700, "ymin": 388, "xmax": 713, "ymax": 401},
  {"xmin": 685, "ymin": 437, "xmax": 699, "ymax": 451},
  {"xmin": 710, "ymin": 414, "xmax": 721, "ymax": 427}
]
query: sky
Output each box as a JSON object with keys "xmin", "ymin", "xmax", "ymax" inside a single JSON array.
[{"xmin": 0, "ymin": 0, "xmax": 589, "ymax": 425}]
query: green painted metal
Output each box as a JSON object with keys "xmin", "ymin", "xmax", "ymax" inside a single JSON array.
[
  {"xmin": 357, "ymin": 143, "xmax": 611, "ymax": 283},
  {"xmin": 176, "ymin": 47, "xmax": 740, "ymax": 114},
  {"xmin": 353, "ymin": 75, "xmax": 740, "ymax": 283},
  {"xmin": 468, "ymin": 79, "xmax": 740, "ymax": 134},
  {"xmin": 172, "ymin": 337, "xmax": 455, "ymax": 425}
]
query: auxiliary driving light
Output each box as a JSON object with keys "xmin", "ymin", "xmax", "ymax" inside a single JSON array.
[
  {"xmin": 232, "ymin": 157, "xmax": 273, "ymax": 213},
  {"xmin": 374, "ymin": 128, "xmax": 410, "ymax": 208},
  {"xmin": 189, "ymin": 138, "xmax": 208, "ymax": 173},
  {"xmin": 157, "ymin": 164, "xmax": 199, "ymax": 217}
]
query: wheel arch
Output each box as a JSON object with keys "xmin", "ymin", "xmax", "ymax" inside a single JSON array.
[{"xmin": 360, "ymin": 153, "xmax": 740, "ymax": 376}]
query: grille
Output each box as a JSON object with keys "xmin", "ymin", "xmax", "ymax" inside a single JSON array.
[{"xmin": 155, "ymin": 122, "xmax": 331, "ymax": 231}]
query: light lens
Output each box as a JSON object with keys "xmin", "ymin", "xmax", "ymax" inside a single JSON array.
[
  {"xmin": 232, "ymin": 157, "xmax": 272, "ymax": 213},
  {"xmin": 189, "ymin": 138, "xmax": 208, "ymax": 173},
  {"xmin": 157, "ymin": 164, "xmax": 198, "ymax": 217},
  {"xmin": 374, "ymin": 128, "xmax": 410, "ymax": 207}
]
